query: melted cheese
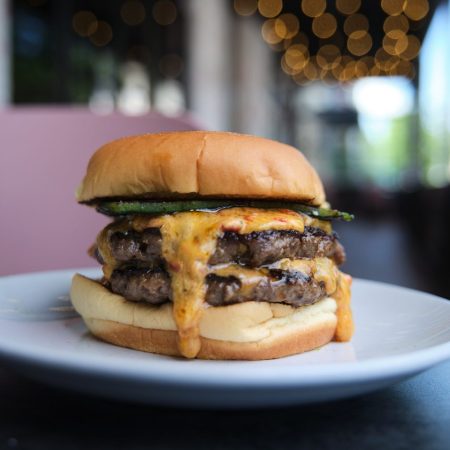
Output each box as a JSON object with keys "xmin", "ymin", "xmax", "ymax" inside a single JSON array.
[
  {"xmin": 133, "ymin": 207, "xmax": 308, "ymax": 358},
  {"xmin": 333, "ymin": 272, "xmax": 353, "ymax": 341},
  {"xmin": 95, "ymin": 207, "xmax": 352, "ymax": 357},
  {"xmin": 212, "ymin": 257, "xmax": 339, "ymax": 297}
]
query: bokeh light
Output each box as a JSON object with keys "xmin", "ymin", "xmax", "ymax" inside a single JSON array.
[
  {"xmin": 284, "ymin": 44, "xmax": 309, "ymax": 72},
  {"xmin": 89, "ymin": 21, "xmax": 113, "ymax": 47},
  {"xmin": 347, "ymin": 32, "xmax": 373, "ymax": 56},
  {"xmin": 275, "ymin": 13, "xmax": 299, "ymax": 39},
  {"xmin": 312, "ymin": 13, "xmax": 337, "ymax": 39},
  {"xmin": 381, "ymin": 0, "xmax": 404, "ymax": 16},
  {"xmin": 261, "ymin": 19, "xmax": 283, "ymax": 44},
  {"xmin": 72, "ymin": 11, "xmax": 98, "ymax": 37},
  {"xmin": 316, "ymin": 45, "xmax": 341, "ymax": 70},
  {"xmin": 301, "ymin": 0, "xmax": 326, "ymax": 18},
  {"xmin": 343, "ymin": 14, "xmax": 369, "ymax": 37},
  {"xmin": 121, "ymin": 1, "xmax": 146, "ymax": 26},
  {"xmin": 258, "ymin": 0, "xmax": 283, "ymax": 18},
  {"xmin": 152, "ymin": 0, "xmax": 177, "ymax": 26},
  {"xmin": 234, "ymin": 0, "xmax": 258, "ymax": 16},
  {"xmin": 336, "ymin": 0, "xmax": 361, "ymax": 15},
  {"xmin": 403, "ymin": 0, "xmax": 429, "ymax": 21},
  {"xmin": 384, "ymin": 14, "xmax": 409, "ymax": 39},
  {"xmin": 399, "ymin": 34, "xmax": 421, "ymax": 60}
]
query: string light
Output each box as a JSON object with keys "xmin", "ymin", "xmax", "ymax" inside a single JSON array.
[
  {"xmin": 121, "ymin": 1, "xmax": 146, "ymax": 26},
  {"xmin": 303, "ymin": 60, "xmax": 319, "ymax": 80},
  {"xmin": 89, "ymin": 21, "xmax": 113, "ymax": 46},
  {"xmin": 284, "ymin": 44, "xmax": 309, "ymax": 72},
  {"xmin": 316, "ymin": 45, "xmax": 341, "ymax": 70},
  {"xmin": 247, "ymin": 0, "xmax": 426, "ymax": 82},
  {"xmin": 384, "ymin": 15, "xmax": 409, "ymax": 39},
  {"xmin": 261, "ymin": 19, "xmax": 283, "ymax": 44},
  {"xmin": 72, "ymin": 11, "xmax": 98, "ymax": 37},
  {"xmin": 275, "ymin": 13, "xmax": 300, "ymax": 39},
  {"xmin": 381, "ymin": 0, "xmax": 404, "ymax": 16},
  {"xmin": 336, "ymin": 0, "xmax": 361, "ymax": 15},
  {"xmin": 258, "ymin": 0, "xmax": 283, "ymax": 18},
  {"xmin": 399, "ymin": 35, "xmax": 421, "ymax": 60},
  {"xmin": 301, "ymin": 0, "xmax": 326, "ymax": 18},
  {"xmin": 403, "ymin": 0, "xmax": 429, "ymax": 21},
  {"xmin": 234, "ymin": 0, "xmax": 258, "ymax": 16},
  {"xmin": 347, "ymin": 32, "xmax": 372, "ymax": 56},
  {"xmin": 312, "ymin": 13, "xmax": 337, "ymax": 39},
  {"xmin": 152, "ymin": 0, "xmax": 177, "ymax": 26},
  {"xmin": 344, "ymin": 14, "xmax": 369, "ymax": 37}
]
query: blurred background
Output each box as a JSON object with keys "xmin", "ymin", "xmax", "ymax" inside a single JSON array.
[{"xmin": 0, "ymin": 0, "xmax": 449, "ymax": 298}]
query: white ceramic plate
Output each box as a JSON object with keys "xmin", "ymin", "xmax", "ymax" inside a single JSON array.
[{"xmin": 0, "ymin": 268, "xmax": 449, "ymax": 408}]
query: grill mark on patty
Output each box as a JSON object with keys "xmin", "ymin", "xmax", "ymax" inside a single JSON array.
[
  {"xmin": 100, "ymin": 226, "xmax": 345, "ymax": 268},
  {"xmin": 109, "ymin": 266, "xmax": 327, "ymax": 308}
]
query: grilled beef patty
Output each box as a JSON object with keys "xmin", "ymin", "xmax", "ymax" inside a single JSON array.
[
  {"xmin": 103, "ymin": 226, "xmax": 345, "ymax": 267},
  {"xmin": 110, "ymin": 267, "xmax": 327, "ymax": 308}
]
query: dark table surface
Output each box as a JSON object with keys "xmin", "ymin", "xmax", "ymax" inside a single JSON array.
[{"xmin": 0, "ymin": 361, "xmax": 449, "ymax": 450}]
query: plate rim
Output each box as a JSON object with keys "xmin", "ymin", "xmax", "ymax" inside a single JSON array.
[{"xmin": 0, "ymin": 267, "xmax": 450, "ymax": 388}]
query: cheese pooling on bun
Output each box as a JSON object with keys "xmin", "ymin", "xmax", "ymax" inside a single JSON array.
[{"xmin": 71, "ymin": 131, "xmax": 354, "ymax": 360}]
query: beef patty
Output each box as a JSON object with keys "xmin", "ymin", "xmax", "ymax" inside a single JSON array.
[
  {"xmin": 109, "ymin": 267, "xmax": 327, "ymax": 308},
  {"xmin": 103, "ymin": 226, "xmax": 345, "ymax": 268}
]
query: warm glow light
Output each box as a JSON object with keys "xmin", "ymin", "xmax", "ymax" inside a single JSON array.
[
  {"xmin": 262, "ymin": 19, "xmax": 283, "ymax": 44},
  {"xmin": 285, "ymin": 44, "xmax": 309, "ymax": 72},
  {"xmin": 303, "ymin": 60, "xmax": 319, "ymax": 80},
  {"xmin": 312, "ymin": 13, "xmax": 337, "ymax": 39},
  {"xmin": 89, "ymin": 21, "xmax": 113, "ymax": 46},
  {"xmin": 293, "ymin": 72, "xmax": 312, "ymax": 86},
  {"xmin": 316, "ymin": 45, "xmax": 341, "ymax": 69},
  {"xmin": 283, "ymin": 32, "xmax": 309, "ymax": 50},
  {"xmin": 275, "ymin": 13, "xmax": 299, "ymax": 39},
  {"xmin": 403, "ymin": 0, "xmax": 429, "ymax": 21},
  {"xmin": 391, "ymin": 59, "xmax": 415, "ymax": 78},
  {"xmin": 281, "ymin": 54, "xmax": 296, "ymax": 75},
  {"xmin": 384, "ymin": 15, "xmax": 409, "ymax": 39},
  {"xmin": 381, "ymin": 0, "xmax": 404, "ymax": 16},
  {"xmin": 399, "ymin": 35, "xmax": 421, "ymax": 60},
  {"xmin": 375, "ymin": 48, "xmax": 391, "ymax": 70},
  {"xmin": 355, "ymin": 58, "xmax": 371, "ymax": 77},
  {"xmin": 234, "ymin": 0, "xmax": 258, "ymax": 16},
  {"xmin": 152, "ymin": 0, "xmax": 177, "ymax": 26},
  {"xmin": 383, "ymin": 35, "xmax": 403, "ymax": 55},
  {"xmin": 121, "ymin": 1, "xmax": 146, "ymax": 26},
  {"xmin": 341, "ymin": 60, "xmax": 357, "ymax": 81},
  {"xmin": 347, "ymin": 32, "xmax": 372, "ymax": 56},
  {"xmin": 343, "ymin": 14, "xmax": 369, "ymax": 37},
  {"xmin": 301, "ymin": 0, "xmax": 326, "ymax": 18},
  {"xmin": 72, "ymin": 11, "xmax": 98, "ymax": 37},
  {"xmin": 336, "ymin": 0, "xmax": 361, "ymax": 15},
  {"xmin": 393, "ymin": 33, "xmax": 409, "ymax": 54},
  {"xmin": 258, "ymin": 0, "xmax": 283, "ymax": 18}
]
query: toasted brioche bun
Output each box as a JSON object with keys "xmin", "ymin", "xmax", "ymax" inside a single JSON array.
[
  {"xmin": 76, "ymin": 131, "xmax": 325, "ymax": 206},
  {"xmin": 71, "ymin": 274, "xmax": 337, "ymax": 360}
]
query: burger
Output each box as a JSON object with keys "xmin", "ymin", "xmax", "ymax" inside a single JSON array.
[{"xmin": 70, "ymin": 131, "xmax": 354, "ymax": 360}]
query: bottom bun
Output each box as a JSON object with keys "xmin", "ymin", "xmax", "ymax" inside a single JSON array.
[{"xmin": 71, "ymin": 274, "xmax": 338, "ymax": 360}]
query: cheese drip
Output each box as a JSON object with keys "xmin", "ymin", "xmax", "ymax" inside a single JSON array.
[
  {"xmin": 94, "ymin": 207, "xmax": 353, "ymax": 355},
  {"xmin": 132, "ymin": 207, "xmax": 308, "ymax": 358},
  {"xmin": 333, "ymin": 272, "xmax": 353, "ymax": 341}
]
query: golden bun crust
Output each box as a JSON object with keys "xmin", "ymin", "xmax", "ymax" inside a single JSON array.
[
  {"xmin": 76, "ymin": 131, "xmax": 326, "ymax": 205},
  {"xmin": 84, "ymin": 318, "xmax": 336, "ymax": 361},
  {"xmin": 71, "ymin": 274, "xmax": 337, "ymax": 360}
]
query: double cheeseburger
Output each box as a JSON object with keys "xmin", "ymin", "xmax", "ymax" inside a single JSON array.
[{"xmin": 71, "ymin": 131, "xmax": 354, "ymax": 360}]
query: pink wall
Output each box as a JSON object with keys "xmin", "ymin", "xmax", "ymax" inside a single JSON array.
[{"xmin": 0, "ymin": 108, "xmax": 201, "ymax": 275}]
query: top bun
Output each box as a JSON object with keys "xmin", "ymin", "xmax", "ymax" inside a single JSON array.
[{"xmin": 76, "ymin": 131, "xmax": 325, "ymax": 205}]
